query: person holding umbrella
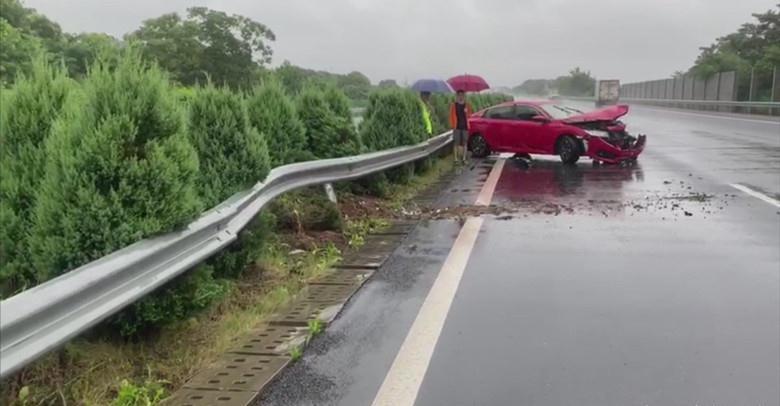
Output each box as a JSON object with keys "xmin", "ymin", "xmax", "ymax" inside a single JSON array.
[
  {"xmin": 446, "ymin": 75, "xmax": 490, "ymax": 164},
  {"xmin": 449, "ymin": 89, "xmax": 472, "ymax": 164}
]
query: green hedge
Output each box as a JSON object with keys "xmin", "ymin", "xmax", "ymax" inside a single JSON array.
[
  {"xmin": 188, "ymin": 84, "xmax": 270, "ymax": 207},
  {"xmin": 297, "ymin": 86, "xmax": 362, "ymax": 159},
  {"xmin": 29, "ymin": 49, "xmax": 202, "ymax": 283},
  {"xmin": 356, "ymin": 88, "xmax": 429, "ymax": 191},
  {"xmin": 324, "ymin": 85, "xmax": 352, "ymax": 123},
  {"xmin": 247, "ymin": 80, "xmax": 311, "ymax": 166},
  {"xmin": 0, "ymin": 47, "xmax": 448, "ymax": 334},
  {"xmin": 0, "ymin": 56, "xmax": 73, "ymax": 296},
  {"xmin": 361, "ymin": 88, "xmax": 427, "ymax": 152}
]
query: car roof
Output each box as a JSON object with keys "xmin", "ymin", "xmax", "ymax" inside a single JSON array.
[{"xmin": 490, "ymin": 100, "xmax": 554, "ymax": 108}]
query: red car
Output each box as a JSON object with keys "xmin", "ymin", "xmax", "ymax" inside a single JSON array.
[{"xmin": 467, "ymin": 100, "xmax": 646, "ymax": 164}]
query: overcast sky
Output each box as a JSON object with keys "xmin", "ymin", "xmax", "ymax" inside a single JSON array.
[{"xmin": 25, "ymin": 0, "xmax": 776, "ymax": 86}]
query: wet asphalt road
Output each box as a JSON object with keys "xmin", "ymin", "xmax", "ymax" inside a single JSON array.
[{"xmin": 259, "ymin": 106, "xmax": 780, "ymax": 405}]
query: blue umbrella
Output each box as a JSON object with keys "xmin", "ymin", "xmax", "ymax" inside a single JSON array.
[{"xmin": 411, "ymin": 79, "xmax": 454, "ymax": 94}]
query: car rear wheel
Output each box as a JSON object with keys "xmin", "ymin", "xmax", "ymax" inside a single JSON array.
[
  {"xmin": 557, "ymin": 136, "xmax": 580, "ymax": 164},
  {"xmin": 469, "ymin": 134, "xmax": 490, "ymax": 158}
]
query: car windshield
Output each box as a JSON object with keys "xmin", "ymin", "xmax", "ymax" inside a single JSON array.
[{"xmin": 541, "ymin": 104, "xmax": 584, "ymax": 119}]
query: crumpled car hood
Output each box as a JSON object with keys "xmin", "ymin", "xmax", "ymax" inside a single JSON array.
[{"xmin": 563, "ymin": 104, "xmax": 629, "ymax": 124}]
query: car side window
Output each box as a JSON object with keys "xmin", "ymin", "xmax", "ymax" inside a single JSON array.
[
  {"xmin": 485, "ymin": 106, "xmax": 514, "ymax": 120},
  {"xmin": 513, "ymin": 105, "xmax": 541, "ymax": 121}
]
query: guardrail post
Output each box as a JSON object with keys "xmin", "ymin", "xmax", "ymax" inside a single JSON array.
[
  {"xmin": 748, "ymin": 67, "xmax": 756, "ymax": 114},
  {"xmin": 714, "ymin": 72, "xmax": 722, "ymax": 113},
  {"xmin": 324, "ymin": 183, "xmax": 337, "ymax": 204}
]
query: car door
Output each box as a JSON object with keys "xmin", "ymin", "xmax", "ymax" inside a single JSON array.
[
  {"xmin": 482, "ymin": 105, "xmax": 516, "ymax": 150},
  {"xmin": 502, "ymin": 104, "xmax": 547, "ymax": 153}
]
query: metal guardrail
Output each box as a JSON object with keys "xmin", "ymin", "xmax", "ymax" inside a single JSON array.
[
  {"xmin": 0, "ymin": 131, "xmax": 452, "ymax": 379},
  {"xmin": 621, "ymin": 98, "xmax": 780, "ymax": 109},
  {"xmin": 562, "ymin": 96, "xmax": 780, "ymax": 110}
]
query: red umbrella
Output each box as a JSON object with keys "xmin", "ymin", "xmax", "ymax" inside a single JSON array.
[{"xmin": 447, "ymin": 74, "xmax": 490, "ymax": 92}]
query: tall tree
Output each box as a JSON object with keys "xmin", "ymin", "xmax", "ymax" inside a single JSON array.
[
  {"xmin": 555, "ymin": 67, "xmax": 596, "ymax": 97},
  {"xmin": 689, "ymin": 4, "xmax": 778, "ymax": 99},
  {"xmin": 0, "ymin": 19, "xmax": 40, "ymax": 84},
  {"xmin": 337, "ymin": 71, "xmax": 372, "ymax": 101},
  {"xmin": 127, "ymin": 7, "xmax": 275, "ymax": 88},
  {"xmin": 0, "ymin": 0, "xmax": 64, "ymax": 83},
  {"xmin": 691, "ymin": 4, "xmax": 779, "ymax": 76},
  {"xmin": 378, "ymin": 79, "xmax": 398, "ymax": 88},
  {"xmin": 62, "ymin": 32, "xmax": 121, "ymax": 78},
  {"xmin": 513, "ymin": 79, "xmax": 550, "ymax": 96}
]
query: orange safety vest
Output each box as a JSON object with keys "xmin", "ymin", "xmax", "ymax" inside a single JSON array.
[{"xmin": 449, "ymin": 102, "xmax": 473, "ymax": 130}]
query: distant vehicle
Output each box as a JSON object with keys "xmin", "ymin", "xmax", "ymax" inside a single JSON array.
[
  {"xmin": 595, "ymin": 79, "xmax": 620, "ymax": 107},
  {"xmin": 467, "ymin": 100, "xmax": 646, "ymax": 164}
]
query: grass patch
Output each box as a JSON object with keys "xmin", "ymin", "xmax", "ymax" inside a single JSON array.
[
  {"xmin": 344, "ymin": 218, "xmax": 390, "ymax": 248},
  {"xmin": 288, "ymin": 345, "xmax": 303, "ymax": 362},
  {"xmin": 112, "ymin": 370, "xmax": 167, "ymax": 406},
  {"xmin": 307, "ymin": 319, "xmax": 324, "ymax": 339}
]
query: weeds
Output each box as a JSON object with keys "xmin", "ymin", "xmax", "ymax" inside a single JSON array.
[
  {"xmin": 112, "ymin": 368, "xmax": 167, "ymax": 406},
  {"xmin": 307, "ymin": 319, "xmax": 324, "ymax": 338},
  {"xmin": 289, "ymin": 345, "xmax": 303, "ymax": 362},
  {"xmin": 344, "ymin": 218, "xmax": 390, "ymax": 248},
  {"xmin": 313, "ymin": 243, "xmax": 342, "ymax": 272},
  {"xmin": 16, "ymin": 387, "xmax": 29, "ymax": 405}
]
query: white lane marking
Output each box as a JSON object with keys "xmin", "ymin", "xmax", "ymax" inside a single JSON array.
[
  {"xmin": 475, "ymin": 158, "xmax": 505, "ymax": 206},
  {"xmin": 636, "ymin": 106, "xmax": 780, "ymax": 125},
  {"xmin": 371, "ymin": 158, "xmax": 504, "ymax": 406},
  {"xmin": 370, "ymin": 216, "xmax": 483, "ymax": 406},
  {"xmin": 730, "ymin": 184, "xmax": 780, "ymax": 208}
]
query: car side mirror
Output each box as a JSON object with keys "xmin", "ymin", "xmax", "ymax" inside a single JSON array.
[{"xmin": 531, "ymin": 115, "xmax": 549, "ymax": 123}]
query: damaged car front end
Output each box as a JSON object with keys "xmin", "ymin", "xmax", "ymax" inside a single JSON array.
[{"xmin": 564, "ymin": 105, "xmax": 646, "ymax": 164}]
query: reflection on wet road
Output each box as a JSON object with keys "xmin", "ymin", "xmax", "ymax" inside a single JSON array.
[{"xmin": 259, "ymin": 106, "xmax": 779, "ymax": 406}]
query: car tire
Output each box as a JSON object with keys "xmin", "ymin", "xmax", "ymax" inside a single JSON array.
[
  {"xmin": 469, "ymin": 134, "xmax": 490, "ymax": 158},
  {"xmin": 557, "ymin": 135, "xmax": 580, "ymax": 164}
]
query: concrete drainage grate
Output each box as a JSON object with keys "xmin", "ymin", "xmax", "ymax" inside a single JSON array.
[
  {"xmin": 183, "ymin": 353, "xmax": 290, "ymax": 392},
  {"xmin": 164, "ymin": 387, "xmax": 257, "ymax": 406},
  {"xmin": 308, "ymin": 268, "xmax": 373, "ymax": 287},
  {"xmin": 269, "ymin": 300, "xmax": 342, "ymax": 326},
  {"xmin": 339, "ymin": 235, "xmax": 403, "ymax": 269},
  {"xmin": 227, "ymin": 325, "xmax": 307, "ymax": 356},
  {"xmin": 300, "ymin": 283, "xmax": 361, "ymax": 303}
]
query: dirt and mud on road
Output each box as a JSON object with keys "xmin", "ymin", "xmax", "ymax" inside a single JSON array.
[{"xmin": 396, "ymin": 188, "xmax": 733, "ymax": 222}]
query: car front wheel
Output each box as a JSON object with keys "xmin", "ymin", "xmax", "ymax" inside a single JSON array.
[
  {"xmin": 469, "ymin": 134, "xmax": 490, "ymax": 158},
  {"xmin": 557, "ymin": 135, "xmax": 580, "ymax": 164}
]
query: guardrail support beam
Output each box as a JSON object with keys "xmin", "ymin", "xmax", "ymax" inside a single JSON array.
[{"xmin": 324, "ymin": 183, "xmax": 337, "ymax": 204}]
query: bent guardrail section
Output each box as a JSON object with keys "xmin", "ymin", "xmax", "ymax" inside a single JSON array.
[{"xmin": 0, "ymin": 131, "xmax": 452, "ymax": 379}]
